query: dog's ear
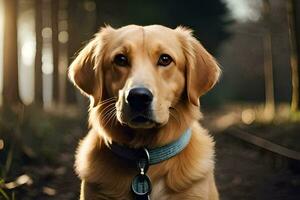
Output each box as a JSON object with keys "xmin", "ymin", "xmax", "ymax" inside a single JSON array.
[
  {"xmin": 176, "ymin": 26, "xmax": 221, "ymax": 107},
  {"xmin": 68, "ymin": 26, "xmax": 114, "ymax": 106}
]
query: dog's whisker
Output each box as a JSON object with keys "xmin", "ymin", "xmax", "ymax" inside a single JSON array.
[
  {"xmin": 100, "ymin": 102, "xmax": 115, "ymax": 111},
  {"xmin": 98, "ymin": 99, "xmax": 116, "ymax": 106},
  {"xmin": 169, "ymin": 110, "xmax": 177, "ymax": 122},
  {"xmin": 103, "ymin": 108, "xmax": 117, "ymax": 128},
  {"xmin": 109, "ymin": 110, "xmax": 118, "ymax": 127},
  {"xmin": 102, "ymin": 114, "xmax": 114, "ymax": 128},
  {"xmin": 98, "ymin": 98, "xmax": 117, "ymax": 107},
  {"xmin": 101, "ymin": 106, "xmax": 115, "ymax": 122},
  {"xmin": 99, "ymin": 103, "xmax": 116, "ymax": 117},
  {"xmin": 101, "ymin": 97, "xmax": 117, "ymax": 103},
  {"xmin": 169, "ymin": 112, "xmax": 176, "ymax": 123},
  {"xmin": 98, "ymin": 103, "xmax": 115, "ymax": 113},
  {"xmin": 100, "ymin": 110, "xmax": 115, "ymax": 127},
  {"xmin": 110, "ymin": 112, "xmax": 118, "ymax": 128},
  {"xmin": 101, "ymin": 96, "xmax": 117, "ymax": 102},
  {"xmin": 102, "ymin": 114, "xmax": 112, "ymax": 128},
  {"xmin": 169, "ymin": 110, "xmax": 181, "ymax": 128},
  {"xmin": 101, "ymin": 104, "xmax": 116, "ymax": 120},
  {"xmin": 170, "ymin": 107, "xmax": 182, "ymax": 127},
  {"xmin": 98, "ymin": 97, "xmax": 116, "ymax": 105},
  {"xmin": 106, "ymin": 109, "xmax": 116, "ymax": 126},
  {"xmin": 170, "ymin": 107, "xmax": 180, "ymax": 117}
]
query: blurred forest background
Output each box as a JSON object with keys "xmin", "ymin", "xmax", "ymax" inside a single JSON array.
[{"xmin": 0, "ymin": 0, "xmax": 300, "ymax": 199}]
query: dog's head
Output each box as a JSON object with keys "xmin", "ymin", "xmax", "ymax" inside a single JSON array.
[{"xmin": 69, "ymin": 25, "xmax": 220, "ymax": 131}]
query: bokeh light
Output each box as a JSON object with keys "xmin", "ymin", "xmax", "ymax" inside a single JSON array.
[
  {"xmin": 42, "ymin": 27, "xmax": 52, "ymax": 38},
  {"xmin": 21, "ymin": 41, "xmax": 36, "ymax": 66},
  {"xmin": 222, "ymin": 0, "xmax": 263, "ymax": 22},
  {"xmin": 83, "ymin": 1, "xmax": 96, "ymax": 12},
  {"xmin": 241, "ymin": 108, "xmax": 256, "ymax": 124},
  {"xmin": 58, "ymin": 31, "xmax": 69, "ymax": 43},
  {"xmin": 17, "ymin": 0, "xmax": 35, "ymax": 105}
]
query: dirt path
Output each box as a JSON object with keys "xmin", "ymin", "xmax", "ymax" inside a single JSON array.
[{"xmin": 214, "ymin": 130, "xmax": 300, "ymax": 200}]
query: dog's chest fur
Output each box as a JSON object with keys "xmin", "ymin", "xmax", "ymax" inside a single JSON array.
[
  {"xmin": 76, "ymin": 125, "xmax": 217, "ymax": 200},
  {"xmin": 151, "ymin": 178, "xmax": 170, "ymax": 200}
]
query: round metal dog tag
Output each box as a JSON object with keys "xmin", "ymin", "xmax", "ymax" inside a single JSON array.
[{"xmin": 131, "ymin": 173, "xmax": 152, "ymax": 197}]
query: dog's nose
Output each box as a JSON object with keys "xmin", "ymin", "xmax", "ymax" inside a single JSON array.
[{"xmin": 127, "ymin": 87, "xmax": 153, "ymax": 111}]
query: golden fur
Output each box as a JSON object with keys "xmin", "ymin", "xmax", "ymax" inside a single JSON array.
[{"xmin": 69, "ymin": 24, "xmax": 220, "ymax": 200}]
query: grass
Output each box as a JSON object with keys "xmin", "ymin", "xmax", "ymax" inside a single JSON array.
[
  {"xmin": 0, "ymin": 105, "xmax": 85, "ymax": 199},
  {"xmin": 0, "ymin": 178, "xmax": 9, "ymax": 200}
]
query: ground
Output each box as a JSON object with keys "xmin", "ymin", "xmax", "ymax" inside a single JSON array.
[
  {"xmin": 0, "ymin": 107, "xmax": 299, "ymax": 200},
  {"xmin": 214, "ymin": 129, "xmax": 300, "ymax": 200}
]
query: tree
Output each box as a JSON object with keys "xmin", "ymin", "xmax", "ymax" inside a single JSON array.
[
  {"xmin": 296, "ymin": 3, "xmax": 300, "ymax": 112},
  {"xmin": 52, "ymin": 0, "xmax": 59, "ymax": 105},
  {"xmin": 34, "ymin": 0, "xmax": 43, "ymax": 105},
  {"xmin": 67, "ymin": 0, "xmax": 96, "ymax": 105},
  {"xmin": 3, "ymin": 0, "xmax": 21, "ymax": 105},
  {"xmin": 262, "ymin": 0, "xmax": 275, "ymax": 120},
  {"xmin": 288, "ymin": 0, "xmax": 300, "ymax": 112},
  {"xmin": 94, "ymin": 0, "xmax": 230, "ymax": 54},
  {"xmin": 57, "ymin": 0, "xmax": 69, "ymax": 105}
]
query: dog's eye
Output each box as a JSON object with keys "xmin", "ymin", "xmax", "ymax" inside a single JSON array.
[
  {"xmin": 113, "ymin": 54, "xmax": 129, "ymax": 67},
  {"xmin": 157, "ymin": 54, "xmax": 173, "ymax": 67}
]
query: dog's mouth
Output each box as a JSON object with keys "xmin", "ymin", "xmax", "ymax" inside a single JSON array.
[
  {"xmin": 116, "ymin": 98, "xmax": 164, "ymax": 129},
  {"xmin": 131, "ymin": 115, "xmax": 154, "ymax": 123},
  {"xmin": 126, "ymin": 114, "xmax": 158, "ymax": 129}
]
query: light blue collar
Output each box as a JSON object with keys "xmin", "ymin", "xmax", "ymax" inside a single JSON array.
[{"xmin": 109, "ymin": 128, "xmax": 192, "ymax": 165}]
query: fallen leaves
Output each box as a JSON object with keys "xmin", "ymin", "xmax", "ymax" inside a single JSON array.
[{"xmin": 2, "ymin": 174, "xmax": 33, "ymax": 190}]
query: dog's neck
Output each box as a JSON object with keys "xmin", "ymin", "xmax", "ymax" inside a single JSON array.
[{"xmin": 89, "ymin": 101, "xmax": 201, "ymax": 148}]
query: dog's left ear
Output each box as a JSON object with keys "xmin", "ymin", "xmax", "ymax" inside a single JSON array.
[{"xmin": 176, "ymin": 26, "xmax": 221, "ymax": 107}]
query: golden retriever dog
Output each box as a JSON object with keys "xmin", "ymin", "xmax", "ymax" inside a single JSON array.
[{"xmin": 69, "ymin": 24, "xmax": 220, "ymax": 200}]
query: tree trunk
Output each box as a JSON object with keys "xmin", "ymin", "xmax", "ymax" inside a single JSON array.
[
  {"xmin": 287, "ymin": 0, "xmax": 299, "ymax": 112},
  {"xmin": 293, "ymin": 0, "xmax": 300, "ymax": 110},
  {"xmin": 3, "ymin": 0, "xmax": 21, "ymax": 105},
  {"xmin": 57, "ymin": 0, "xmax": 69, "ymax": 106},
  {"xmin": 34, "ymin": 0, "xmax": 43, "ymax": 105},
  {"xmin": 262, "ymin": 0, "xmax": 275, "ymax": 120},
  {"xmin": 67, "ymin": 1, "xmax": 86, "ymax": 105},
  {"xmin": 52, "ymin": 0, "xmax": 59, "ymax": 105}
]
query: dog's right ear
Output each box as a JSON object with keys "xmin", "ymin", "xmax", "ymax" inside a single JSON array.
[{"xmin": 68, "ymin": 26, "xmax": 114, "ymax": 106}]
